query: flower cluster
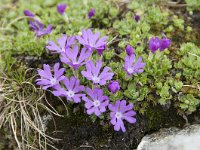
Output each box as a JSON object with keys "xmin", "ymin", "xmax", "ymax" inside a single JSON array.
[
  {"xmin": 35, "ymin": 28, "xmax": 140, "ymax": 132},
  {"xmin": 149, "ymin": 36, "xmax": 171, "ymax": 53},
  {"xmin": 31, "ymin": 3, "xmax": 149, "ymax": 133}
]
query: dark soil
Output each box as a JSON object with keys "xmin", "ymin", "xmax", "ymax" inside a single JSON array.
[
  {"xmin": 46, "ymin": 102, "xmax": 188, "ymax": 150},
  {"xmin": 191, "ymin": 11, "xmax": 200, "ymax": 46}
]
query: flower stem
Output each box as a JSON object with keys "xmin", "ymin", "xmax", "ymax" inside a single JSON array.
[
  {"xmin": 63, "ymin": 13, "xmax": 69, "ymax": 23},
  {"xmin": 72, "ymin": 69, "xmax": 79, "ymax": 78}
]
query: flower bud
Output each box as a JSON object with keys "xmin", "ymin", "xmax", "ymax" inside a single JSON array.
[
  {"xmin": 149, "ymin": 37, "xmax": 160, "ymax": 53},
  {"xmin": 126, "ymin": 44, "xmax": 135, "ymax": 56},
  {"xmin": 108, "ymin": 80, "xmax": 120, "ymax": 94},
  {"xmin": 88, "ymin": 8, "xmax": 96, "ymax": 19},
  {"xmin": 160, "ymin": 37, "xmax": 171, "ymax": 51},
  {"xmin": 57, "ymin": 3, "xmax": 67, "ymax": 15}
]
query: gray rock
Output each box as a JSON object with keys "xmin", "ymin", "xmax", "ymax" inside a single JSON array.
[{"xmin": 137, "ymin": 124, "xmax": 200, "ymax": 150}]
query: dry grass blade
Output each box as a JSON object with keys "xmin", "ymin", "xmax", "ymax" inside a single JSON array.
[{"xmin": 0, "ymin": 67, "xmax": 63, "ymax": 150}]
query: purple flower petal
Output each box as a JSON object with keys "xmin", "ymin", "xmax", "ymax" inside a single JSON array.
[
  {"xmin": 52, "ymin": 76, "xmax": 84, "ymax": 103},
  {"xmin": 83, "ymin": 88, "xmax": 109, "ymax": 117},
  {"xmin": 82, "ymin": 60, "xmax": 113, "ymax": 85},
  {"xmin": 126, "ymin": 44, "xmax": 135, "ymax": 56},
  {"xmin": 149, "ymin": 37, "xmax": 160, "ymax": 53},
  {"xmin": 134, "ymin": 14, "xmax": 140, "ymax": 22},
  {"xmin": 61, "ymin": 45, "xmax": 91, "ymax": 70},
  {"xmin": 29, "ymin": 20, "xmax": 52, "ymax": 37},
  {"xmin": 160, "ymin": 37, "xmax": 171, "ymax": 51},
  {"xmin": 108, "ymin": 80, "xmax": 120, "ymax": 93},
  {"xmin": 24, "ymin": 10, "xmax": 35, "ymax": 17},
  {"xmin": 124, "ymin": 54, "xmax": 145, "ymax": 75},
  {"xmin": 29, "ymin": 21, "xmax": 39, "ymax": 31},
  {"xmin": 57, "ymin": 3, "xmax": 67, "ymax": 15},
  {"xmin": 88, "ymin": 8, "xmax": 96, "ymax": 19},
  {"xmin": 76, "ymin": 29, "xmax": 107, "ymax": 55}
]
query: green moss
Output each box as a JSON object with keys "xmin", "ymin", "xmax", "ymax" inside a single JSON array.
[
  {"xmin": 185, "ymin": 0, "xmax": 200, "ymax": 11},
  {"xmin": 145, "ymin": 105, "xmax": 185, "ymax": 130},
  {"xmin": 145, "ymin": 107, "xmax": 163, "ymax": 130}
]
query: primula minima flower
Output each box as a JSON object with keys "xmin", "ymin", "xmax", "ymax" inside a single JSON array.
[
  {"xmin": 46, "ymin": 34, "xmax": 76, "ymax": 54},
  {"xmin": 76, "ymin": 29, "xmax": 107, "ymax": 54},
  {"xmin": 134, "ymin": 14, "xmax": 140, "ymax": 22},
  {"xmin": 29, "ymin": 20, "xmax": 52, "ymax": 37},
  {"xmin": 52, "ymin": 76, "xmax": 85, "ymax": 103},
  {"xmin": 149, "ymin": 37, "xmax": 160, "ymax": 53},
  {"xmin": 149, "ymin": 37, "xmax": 171, "ymax": 53},
  {"xmin": 88, "ymin": 8, "xmax": 96, "ymax": 19},
  {"xmin": 60, "ymin": 46, "xmax": 92, "ymax": 70},
  {"xmin": 81, "ymin": 60, "xmax": 114, "ymax": 85},
  {"xmin": 108, "ymin": 80, "xmax": 120, "ymax": 94},
  {"xmin": 160, "ymin": 37, "xmax": 171, "ymax": 51},
  {"xmin": 57, "ymin": 3, "xmax": 67, "ymax": 15},
  {"xmin": 83, "ymin": 87, "xmax": 109, "ymax": 116},
  {"xmin": 109, "ymin": 100, "xmax": 136, "ymax": 132},
  {"xmin": 23, "ymin": 10, "xmax": 35, "ymax": 17},
  {"xmin": 126, "ymin": 44, "xmax": 135, "ymax": 56},
  {"xmin": 124, "ymin": 54, "xmax": 145, "ymax": 75},
  {"xmin": 36, "ymin": 63, "xmax": 65, "ymax": 90},
  {"xmin": 96, "ymin": 44, "xmax": 106, "ymax": 55}
]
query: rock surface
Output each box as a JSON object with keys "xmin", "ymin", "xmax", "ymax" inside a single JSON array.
[{"xmin": 137, "ymin": 124, "xmax": 200, "ymax": 150}]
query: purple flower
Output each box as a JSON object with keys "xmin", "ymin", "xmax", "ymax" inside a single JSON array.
[
  {"xmin": 36, "ymin": 63, "xmax": 65, "ymax": 90},
  {"xmin": 125, "ymin": 44, "xmax": 135, "ymax": 56},
  {"xmin": 57, "ymin": 3, "xmax": 67, "ymax": 15},
  {"xmin": 60, "ymin": 46, "xmax": 92, "ymax": 70},
  {"xmin": 76, "ymin": 29, "xmax": 107, "ymax": 54},
  {"xmin": 81, "ymin": 60, "xmax": 114, "ymax": 85},
  {"xmin": 149, "ymin": 37, "xmax": 160, "ymax": 53},
  {"xmin": 96, "ymin": 44, "xmax": 106, "ymax": 55},
  {"xmin": 108, "ymin": 80, "xmax": 120, "ymax": 94},
  {"xmin": 124, "ymin": 54, "xmax": 145, "ymax": 75},
  {"xmin": 134, "ymin": 14, "xmax": 140, "ymax": 22},
  {"xmin": 52, "ymin": 76, "xmax": 85, "ymax": 103},
  {"xmin": 23, "ymin": 10, "xmax": 35, "ymax": 17},
  {"xmin": 83, "ymin": 88, "xmax": 109, "ymax": 116},
  {"xmin": 29, "ymin": 20, "xmax": 52, "ymax": 37},
  {"xmin": 160, "ymin": 37, "xmax": 171, "ymax": 51},
  {"xmin": 109, "ymin": 100, "xmax": 136, "ymax": 132},
  {"xmin": 46, "ymin": 34, "xmax": 76, "ymax": 54},
  {"xmin": 88, "ymin": 8, "xmax": 96, "ymax": 19}
]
